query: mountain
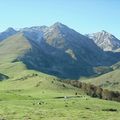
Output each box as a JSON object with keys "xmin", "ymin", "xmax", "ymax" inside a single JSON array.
[
  {"xmin": 20, "ymin": 22, "xmax": 120, "ymax": 78},
  {"xmin": 1, "ymin": 22, "xmax": 120, "ymax": 79},
  {"xmin": 0, "ymin": 27, "xmax": 17, "ymax": 42},
  {"xmin": 1, "ymin": 23, "xmax": 120, "ymax": 120},
  {"xmin": 42, "ymin": 23, "xmax": 116, "ymax": 66},
  {"xmin": 86, "ymin": 30, "xmax": 120, "ymax": 51}
]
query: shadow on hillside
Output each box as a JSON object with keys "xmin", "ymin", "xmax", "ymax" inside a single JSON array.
[
  {"xmin": 0, "ymin": 73, "xmax": 9, "ymax": 80},
  {"xmin": 18, "ymin": 39, "xmax": 94, "ymax": 79},
  {"xmin": 17, "ymin": 38, "xmax": 120, "ymax": 80}
]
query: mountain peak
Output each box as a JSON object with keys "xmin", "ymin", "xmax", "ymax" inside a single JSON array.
[
  {"xmin": 87, "ymin": 30, "xmax": 120, "ymax": 51},
  {"xmin": 53, "ymin": 22, "xmax": 63, "ymax": 26},
  {"xmin": 101, "ymin": 30, "xmax": 107, "ymax": 33},
  {"xmin": 0, "ymin": 27, "xmax": 17, "ymax": 41},
  {"xmin": 6, "ymin": 27, "xmax": 16, "ymax": 32},
  {"xmin": 46, "ymin": 22, "xmax": 72, "ymax": 36},
  {"xmin": 51, "ymin": 22, "xmax": 67, "ymax": 29},
  {"xmin": 100, "ymin": 30, "xmax": 110, "ymax": 35}
]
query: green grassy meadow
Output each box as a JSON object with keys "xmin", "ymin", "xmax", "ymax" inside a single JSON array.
[{"xmin": 0, "ymin": 70, "xmax": 120, "ymax": 120}]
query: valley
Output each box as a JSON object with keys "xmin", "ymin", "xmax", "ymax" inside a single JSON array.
[{"xmin": 0, "ymin": 22, "xmax": 120, "ymax": 120}]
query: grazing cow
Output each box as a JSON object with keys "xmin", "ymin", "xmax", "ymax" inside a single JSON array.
[
  {"xmin": 37, "ymin": 102, "xmax": 42, "ymax": 105},
  {"xmin": 64, "ymin": 96, "xmax": 67, "ymax": 99}
]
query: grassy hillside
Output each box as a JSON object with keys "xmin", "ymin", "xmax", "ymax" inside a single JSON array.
[
  {"xmin": 84, "ymin": 69, "xmax": 120, "ymax": 91},
  {"xmin": 0, "ymin": 70, "xmax": 120, "ymax": 120},
  {"xmin": 0, "ymin": 33, "xmax": 31, "ymax": 63},
  {"xmin": 0, "ymin": 33, "xmax": 31, "ymax": 77},
  {"xmin": 0, "ymin": 31, "xmax": 120, "ymax": 120}
]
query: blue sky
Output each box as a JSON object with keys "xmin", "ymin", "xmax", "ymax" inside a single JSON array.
[{"xmin": 0, "ymin": 0, "xmax": 120, "ymax": 38}]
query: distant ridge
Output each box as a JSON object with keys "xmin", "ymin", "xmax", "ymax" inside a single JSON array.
[{"xmin": 86, "ymin": 30, "xmax": 120, "ymax": 51}]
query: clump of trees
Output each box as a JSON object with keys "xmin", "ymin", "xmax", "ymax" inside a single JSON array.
[{"xmin": 60, "ymin": 80, "xmax": 120, "ymax": 102}]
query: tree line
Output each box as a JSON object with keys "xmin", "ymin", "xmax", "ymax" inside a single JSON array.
[{"xmin": 60, "ymin": 80, "xmax": 120, "ymax": 102}]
